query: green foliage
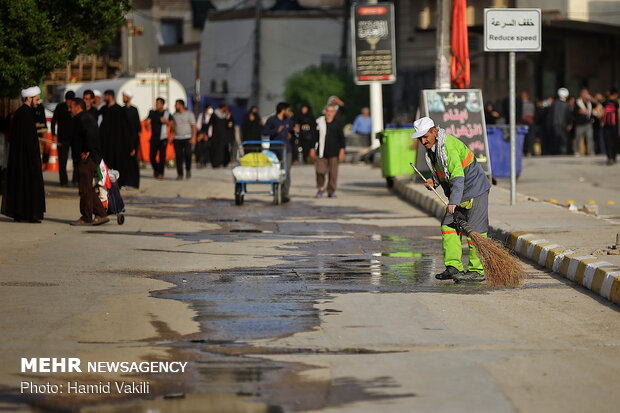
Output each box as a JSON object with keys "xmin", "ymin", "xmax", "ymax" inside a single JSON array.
[
  {"xmin": 284, "ymin": 65, "xmax": 369, "ymax": 124},
  {"xmin": 0, "ymin": 0, "xmax": 131, "ymax": 97}
]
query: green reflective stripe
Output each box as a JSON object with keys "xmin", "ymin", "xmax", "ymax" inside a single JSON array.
[
  {"xmin": 442, "ymin": 225, "xmax": 463, "ymax": 271},
  {"xmin": 466, "ymin": 233, "xmax": 486, "ymax": 274}
]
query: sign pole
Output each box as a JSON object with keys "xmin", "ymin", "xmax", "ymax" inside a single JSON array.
[
  {"xmin": 370, "ymin": 82, "xmax": 383, "ymax": 149},
  {"xmin": 368, "ymin": 0, "xmax": 383, "ymax": 149},
  {"xmin": 509, "ymin": 51, "xmax": 516, "ymax": 205}
]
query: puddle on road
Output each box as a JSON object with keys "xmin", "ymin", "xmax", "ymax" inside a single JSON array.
[
  {"xmin": 77, "ymin": 193, "xmax": 491, "ymax": 411},
  {"xmin": 142, "ymin": 222, "xmax": 487, "ymax": 411}
]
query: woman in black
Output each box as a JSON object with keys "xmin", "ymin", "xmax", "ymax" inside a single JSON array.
[
  {"xmin": 294, "ymin": 103, "xmax": 316, "ymax": 163},
  {"xmin": 240, "ymin": 106, "xmax": 262, "ymax": 153}
]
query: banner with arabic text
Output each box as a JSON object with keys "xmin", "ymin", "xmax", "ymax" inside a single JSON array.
[
  {"xmin": 418, "ymin": 89, "xmax": 491, "ymax": 175},
  {"xmin": 351, "ymin": 2, "xmax": 396, "ymax": 84}
]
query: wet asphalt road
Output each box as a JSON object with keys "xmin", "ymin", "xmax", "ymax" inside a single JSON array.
[
  {"xmin": 104, "ymin": 168, "xmax": 495, "ymax": 411},
  {"xmin": 7, "ymin": 165, "xmax": 617, "ymax": 413}
]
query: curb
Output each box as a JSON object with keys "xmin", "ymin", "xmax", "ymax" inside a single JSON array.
[{"xmin": 393, "ymin": 178, "xmax": 620, "ymax": 305}]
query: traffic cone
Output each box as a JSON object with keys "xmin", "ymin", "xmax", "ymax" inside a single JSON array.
[{"xmin": 47, "ymin": 142, "xmax": 59, "ymax": 172}]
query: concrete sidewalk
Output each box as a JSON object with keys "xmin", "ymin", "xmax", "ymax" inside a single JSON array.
[{"xmin": 393, "ymin": 177, "xmax": 620, "ymax": 305}]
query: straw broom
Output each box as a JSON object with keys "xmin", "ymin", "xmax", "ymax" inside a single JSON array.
[{"xmin": 409, "ymin": 163, "xmax": 525, "ymax": 288}]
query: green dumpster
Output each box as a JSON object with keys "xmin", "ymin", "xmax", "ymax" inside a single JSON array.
[{"xmin": 379, "ymin": 128, "xmax": 418, "ymax": 188}]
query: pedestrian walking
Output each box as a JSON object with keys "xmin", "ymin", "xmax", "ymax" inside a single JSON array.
[
  {"xmin": 412, "ymin": 116, "xmax": 491, "ymax": 283},
  {"xmin": 311, "ymin": 104, "xmax": 345, "ymax": 198},
  {"xmin": 93, "ymin": 89, "xmax": 104, "ymax": 126},
  {"xmin": 263, "ymin": 102, "xmax": 294, "ymax": 203},
  {"xmin": 547, "ymin": 88, "xmax": 572, "ymax": 155},
  {"xmin": 1, "ymin": 86, "xmax": 46, "ymax": 223},
  {"xmin": 99, "ymin": 90, "xmax": 136, "ymax": 188},
  {"xmin": 51, "ymin": 90, "xmax": 77, "ymax": 186},
  {"xmin": 521, "ymin": 91, "xmax": 536, "ymax": 156},
  {"xmin": 208, "ymin": 102, "xmax": 235, "ymax": 168},
  {"xmin": 293, "ymin": 103, "xmax": 316, "ymax": 163},
  {"xmin": 573, "ymin": 88, "xmax": 595, "ymax": 155},
  {"xmin": 145, "ymin": 98, "xmax": 173, "ymax": 180},
  {"xmin": 196, "ymin": 105, "xmax": 213, "ymax": 168},
  {"xmin": 69, "ymin": 98, "xmax": 108, "ymax": 226},
  {"xmin": 325, "ymin": 96, "xmax": 346, "ymax": 121},
  {"xmin": 172, "ymin": 99, "xmax": 196, "ymax": 180},
  {"xmin": 82, "ymin": 89, "xmax": 99, "ymax": 121},
  {"xmin": 122, "ymin": 90, "xmax": 141, "ymax": 188},
  {"xmin": 601, "ymin": 87, "xmax": 620, "ymax": 165},
  {"xmin": 241, "ymin": 105, "xmax": 262, "ymax": 154}
]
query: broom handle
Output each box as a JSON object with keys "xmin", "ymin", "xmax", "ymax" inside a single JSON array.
[{"xmin": 409, "ymin": 162, "xmax": 449, "ymax": 207}]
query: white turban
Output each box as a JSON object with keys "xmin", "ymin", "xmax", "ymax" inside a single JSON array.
[
  {"xmin": 557, "ymin": 88, "xmax": 569, "ymax": 99},
  {"xmin": 21, "ymin": 86, "xmax": 41, "ymax": 98},
  {"xmin": 122, "ymin": 90, "xmax": 133, "ymax": 98},
  {"xmin": 93, "ymin": 89, "xmax": 102, "ymax": 97}
]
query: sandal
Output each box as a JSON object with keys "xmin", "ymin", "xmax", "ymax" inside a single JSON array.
[
  {"xmin": 92, "ymin": 216, "xmax": 110, "ymax": 226},
  {"xmin": 70, "ymin": 219, "xmax": 91, "ymax": 226}
]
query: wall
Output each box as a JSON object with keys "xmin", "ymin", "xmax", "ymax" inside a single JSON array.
[
  {"xmin": 200, "ymin": 13, "xmax": 342, "ymax": 115},
  {"xmin": 258, "ymin": 16, "xmax": 342, "ymax": 114}
]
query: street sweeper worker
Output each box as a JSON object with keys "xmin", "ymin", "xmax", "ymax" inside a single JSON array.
[{"xmin": 412, "ymin": 116, "xmax": 491, "ymax": 283}]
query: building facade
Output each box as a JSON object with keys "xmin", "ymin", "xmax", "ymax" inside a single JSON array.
[{"xmin": 390, "ymin": 0, "xmax": 620, "ymax": 123}]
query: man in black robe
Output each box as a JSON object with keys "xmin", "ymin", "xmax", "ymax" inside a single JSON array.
[
  {"xmin": 122, "ymin": 90, "xmax": 141, "ymax": 188},
  {"xmin": 1, "ymin": 86, "xmax": 46, "ymax": 222},
  {"xmin": 52, "ymin": 90, "xmax": 77, "ymax": 186},
  {"xmin": 70, "ymin": 98, "xmax": 108, "ymax": 226},
  {"xmin": 208, "ymin": 102, "xmax": 235, "ymax": 167},
  {"xmin": 99, "ymin": 89, "xmax": 135, "ymax": 188}
]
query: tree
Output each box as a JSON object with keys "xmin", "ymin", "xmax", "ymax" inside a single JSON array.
[
  {"xmin": 0, "ymin": 0, "xmax": 131, "ymax": 97},
  {"xmin": 283, "ymin": 65, "xmax": 369, "ymax": 124}
]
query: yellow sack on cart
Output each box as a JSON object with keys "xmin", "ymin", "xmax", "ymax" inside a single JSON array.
[{"xmin": 239, "ymin": 152, "xmax": 272, "ymax": 167}]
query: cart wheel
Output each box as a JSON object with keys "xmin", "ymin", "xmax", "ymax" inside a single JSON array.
[
  {"xmin": 117, "ymin": 214, "xmax": 125, "ymax": 225},
  {"xmin": 235, "ymin": 193, "xmax": 244, "ymax": 205},
  {"xmin": 235, "ymin": 183, "xmax": 244, "ymax": 206},
  {"xmin": 273, "ymin": 183, "xmax": 282, "ymax": 205},
  {"xmin": 386, "ymin": 177, "xmax": 394, "ymax": 188}
]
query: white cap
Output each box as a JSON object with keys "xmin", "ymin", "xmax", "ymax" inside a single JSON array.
[
  {"xmin": 21, "ymin": 86, "xmax": 41, "ymax": 98},
  {"xmin": 93, "ymin": 89, "xmax": 102, "ymax": 97},
  {"xmin": 122, "ymin": 90, "xmax": 133, "ymax": 98},
  {"xmin": 411, "ymin": 116, "xmax": 435, "ymax": 139},
  {"xmin": 557, "ymin": 88, "xmax": 569, "ymax": 99}
]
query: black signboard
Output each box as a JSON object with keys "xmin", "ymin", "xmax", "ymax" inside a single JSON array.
[
  {"xmin": 417, "ymin": 89, "xmax": 492, "ymax": 175},
  {"xmin": 351, "ymin": 2, "xmax": 396, "ymax": 84}
]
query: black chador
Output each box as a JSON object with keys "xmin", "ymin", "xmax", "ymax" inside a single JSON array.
[
  {"xmin": 99, "ymin": 104, "xmax": 134, "ymax": 188},
  {"xmin": 123, "ymin": 104, "xmax": 141, "ymax": 188},
  {"xmin": 1, "ymin": 104, "xmax": 46, "ymax": 221}
]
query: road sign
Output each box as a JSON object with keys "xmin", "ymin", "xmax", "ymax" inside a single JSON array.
[
  {"xmin": 484, "ymin": 8, "xmax": 541, "ymax": 52},
  {"xmin": 351, "ymin": 2, "xmax": 396, "ymax": 84}
]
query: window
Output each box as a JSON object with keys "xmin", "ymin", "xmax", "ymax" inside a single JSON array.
[{"xmin": 160, "ymin": 19, "xmax": 183, "ymax": 45}]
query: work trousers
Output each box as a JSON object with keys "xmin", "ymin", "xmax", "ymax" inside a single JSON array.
[
  {"xmin": 440, "ymin": 190, "xmax": 489, "ymax": 274},
  {"xmin": 173, "ymin": 139, "xmax": 192, "ymax": 177},
  {"xmin": 573, "ymin": 123, "xmax": 595, "ymax": 155},
  {"xmin": 58, "ymin": 141, "xmax": 77, "ymax": 185},
  {"xmin": 78, "ymin": 158, "xmax": 106, "ymax": 223},
  {"xmin": 315, "ymin": 156, "xmax": 339, "ymax": 193},
  {"xmin": 150, "ymin": 139, "xmax": 167, "ymax": 176}
]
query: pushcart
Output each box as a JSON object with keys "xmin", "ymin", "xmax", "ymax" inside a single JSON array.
[
  {"xmin": 107, "ymin": 181, "xmax": 125, "ymax": 225},
  {"xmin": 233, "ymin": 140, "xmax": 287, "ymax": 206}
]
